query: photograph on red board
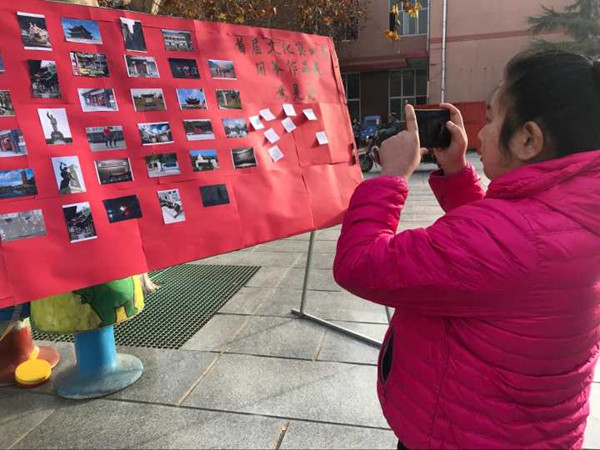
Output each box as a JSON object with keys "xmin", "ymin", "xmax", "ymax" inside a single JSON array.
[
  {"xmin": 120, "ymin": 17, "xmax": 146, "ymax": 52},
  {"xmin": 189, "ymin": 150, "xmax": 218, "ymax": 172},
  {"xmin": 184, "ymin": 119, "xmax": 215, "ymax": 141},
  {"xmin": 138, "ymin": 122, "xmax": 174, "ymax": 146},
  {"xmin": 62, "ymin": 202, "xmax": 97, "ymax": 243},
  {"xmin": 52, "ymin": 156, "xmax": 86, "ymax": 195},
  {"xmin": 222, "ymin": 118, "xmax": 248, "ymax": 138},
  {"xmin": 0, "ymin": 209, "xmax": 46, "ymax": 242},
  {"xmin": 169, "ymin": 58, "xmax": 199, "ymax": 79},
  {"xmin": 0, "ymin": 53, "xmax": 5, "ymax": 73},
  {"xmin": 131, "ymin": 88, "xmax": 166, "ymax": 112},
  {"xmin": 18, "ymin": 12, "xmax": 51, "ymax": 51},
  {"xmin": 157, "ymin": 189, "xmax": 185, "ymax": 224},
  {"xmin": 95, "ymin": 158, "xmax": 134, "ymax": 185},
  {"xmin": 0, "ymin": 169, "xmax": 37, "ymax": 199},
  {"xmin": 61, "ymin": 18, "xmax": 102, "ymax": 45},
  {"xmin": 103, "ymin": 195, "xmax": 142, "ymax": 224},
  {"xmin": 176, "ymin": 88, "xmax": 207, "ymax": 110},
  {"xmin": 0, "ymin": 129, "xmax": 27, "ymax": 157},
  {"xmin": 28, "ymin": 60, "xmax": 60, "ymax": 99},
  {"xmin": 200, "ymin": 184, "xmax": 230, "ymax": 207},
  {"xmin": 146, "ymin": 153, "xmax": 180, "ymax": 178},
  {"xmin": 38, "ymin": 108, "xmax": 72, "ymax": 144},
  {"xmin": 162, "ymin": 29, "xmax": 193, "ymax": 52},
  {"xmin": 232, "ymin": 147, "xmax": 257, "ymax": 169},
  {"xmin": 216, "ymin": 89, "xmax": 242, "ymax": 110},
  {"xmin": 125, "ymin": 55, "xmax": 159, "ymax": 78},
  {"xmin": 0, "ymin": 91, "xmax": 15, "ymax": 117},
  {"xmin": 70, "ymin": 51, "xmax": 109, "ymax": 77},
  {"xmin": 208, "ymin": 59, "xmax": 236, "ymax": 80},
  {"xmin": 78, "ymin": 88, "xmax": 118, "ymax": 112},
  {"xmin": 86, "ymin": 125, "xmax": 126, "ymax": 151}
]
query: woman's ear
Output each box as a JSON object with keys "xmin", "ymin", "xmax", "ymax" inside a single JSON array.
[{"xmin": 509, "ymin": 120, "xmax": 545, "ymax": 163}]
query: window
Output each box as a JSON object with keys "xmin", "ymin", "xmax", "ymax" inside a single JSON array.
[
  {"xmin": 342, "ymin": 16, "xmax": 360, "ymax": 41},
  {"xmin": 388, "ymin": 0, "xmax": 428, "ymax": 36},
  {"xmin": 389, "ymin": 69, "xmax": 428, "ymax": 120},
  {"xmin": 342, "ymin": 73, "xmax": 360, "ymax": 122}
]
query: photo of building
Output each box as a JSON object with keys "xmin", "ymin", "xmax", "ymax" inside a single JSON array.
[
  {"xmin": 28, "ymin": 60, "xmax": 60, "ymax": 98},
  {"xmin": 0, "ymin": 91, "xmax": 15, "ymax": 117},
  {"xmin": 138, "ymin": 122, "xmax": 174, "ymax": 145},
  {"xmin": 190, "ymin": 150, "xmax": 219, "ymax": 172},
  {"xmin": 184, "ymin": 120, "xmax": 215, "ymax": 141},
  {"xmin": 18, "ymin": 12, "xmax": 51, "ymax": 50},
  {"xmin": 125, "ymin": 55, "xmax": 159, "ymax": 78},
  {"xmin": 222, "ymin": 118, "xmax": 248, "ymax": 138},
  {"xmin": 62, "ymin": 202, "xmax": 96, "ymax": 243},
  {"xmin": 169, "ymin": 58, "xmax": 200, "ymax": 79},
  {"xmin": 157, "ymin": 189, "xmax": 185, "ymax": 224},
  {"xmin": 86, "ymin": 125, "xmax": 126, "ymax": 151},
  {"xmin": 121, "ymin": 18, "xmax": 146, "ymax": 52},
  {"xmin": 131, "ymin": 88, "xmax": 166, "ymax": 112},
  {"xmin": 209, "ymin": 60, "xmax": 236, "ymax": 79},
  {"xmin": 95, "ymin": 158, "xmax": 134, "ymax": 185},
  {"xmin": 216, "ymin": 89, "xmax": 242, "ymax": 110},
  {"xmin": 0, "ymin": 169, "xmax": 37, "ymax": 199},
  {"xmin": 162, "ymin": 29, "xmax": 193, "ymax": 51},
  {"xmin": 78, "ymin": 88, "xmax": 118, "ymax": 112},
  {"xmin": 0, "ymin": 129, "xmax": 27, "ymax": 157},
  {"xmin": 232, "ymin": 147, "xmax": 257, "ymax": 169},
  {"xmin": 146, "ymin": 153, "xmax": 180, "ymax": 178},
  {"xmin": 70, "ymin": 51, "xmax": 109, "ymax": 77},
  {"xmin": 177, "ymin": 89, "xmax": 207, "ymax": 110},
  {"xmin": 0, "ymin": 209, "xmax": 46, "ymax": 242},
  {"xmin": 61, "ymin": 18, "xmax": 102, "ymax": 44}
]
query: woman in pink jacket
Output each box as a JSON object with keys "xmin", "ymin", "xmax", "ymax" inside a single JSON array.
[{"xmin": 334, "ymin": 50, "xmax": 600, "ymax": 449}]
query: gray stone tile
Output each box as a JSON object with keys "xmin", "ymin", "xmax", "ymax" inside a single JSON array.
[
  {"xmin": 219, "ymin": 287, "xmax": 277, "ymax": 315},
  {"xmin": 14, "ymin": 398, "xmax": 285, "ymax": 449},
  {"xmin": 108, "ymin": 347, "xmax": 218, "ymax": 405},
  {"xmin": 281, "ymin": 421, "xmax": 396, "ymax": 449},
  {"xmin": 225, "ymin": 316, "xmax": 325, "ymax": 360},
  {"xmin": 294, "ymin": 252, "xmax": 335, "ymax": 269},
  {"xmin": 192, "ymin": 251, "xmax": 302, "ymax": 268},
  {"xmin": 245, "ymin": 267, "xmax": 291, "ymax": 288},
  {"xmin": 317, "ymin": 228, "xmax": 341, "ymax": 241},
  {"xmin": 255, "ymin": 240, "xmax": 337, "ymax": 254},
  {"xmin": 27, "ymin": 341, "xmax": 76, "ymax": 395},
  {"xmin": 280, "ymin": 268, "xmax": 340, "ymax": 291},
  {"xmin": 317, "ymin": 323, "xmax": 389, "ymax": 365},
  {"xmin": 183, "ymin": 353, "xmax": 387, "ymax": 428},
  {"xmin": 285, "ymin": 232, "xmax": 311, "ymax": 241},
  {"xmin": 181, "ymin": 314, "xmax": 248, "ymax": 352},
  {"xmin": 584, "ymin": 415, "xmax": 600, "ymax": 450}
]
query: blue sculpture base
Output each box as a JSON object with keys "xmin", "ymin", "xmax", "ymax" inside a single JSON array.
[{"xmin": 54, "ymin": 325, "xmax": 143, "ymax": 400}]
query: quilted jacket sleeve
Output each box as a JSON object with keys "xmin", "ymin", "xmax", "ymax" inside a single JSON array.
[
  {"xmin": 333, "ymin": 176, "xmax": 538, "ymax": 318},
  {"xmin": 429, "ymin": 164, "xmax": 486, "ymax": 212}
]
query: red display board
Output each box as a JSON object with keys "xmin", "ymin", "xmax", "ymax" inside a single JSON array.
[{"xmin": 0, "ymin": 0, "xmax": 362, "ymax": 307}]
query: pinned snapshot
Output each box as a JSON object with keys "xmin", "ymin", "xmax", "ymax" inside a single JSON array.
[
  {"xmin": 70, "ymin": 52, "xmax": 109, "ymax": 78},
  {"xmin": 94, "ymin": 158, "xmax": 134, "ymax": 185},
  {"xmin": 231, "ymin": 147, "xmax": 257, "ymax": 169},
  {"xmin": 0, "ymin": 91, "xmax": 15, "ymax": 117},
  {"xmin": 177, "ymin": 89, "xmax": 207, "ymax": 110},
  {"xmin": 131, "ymin": 88, "xmax": 166, "ymax": 112},
  {"xmin": 28, "ymin": 60, "xmax": 60, "ymax": 99},
  {"xmin": 38, "ymin": 108, "xmax": 72, "ymax": 144},
  {"xmin": 138, "ymin": 122, "xmax": 174, "ymax": 146},
  {"xmin": 61, "ymin": 18, "xmax": 102, "ymax": 44},
  {"xmin": 169, "ymin": 58, "xmax": 200, "ymax": 79},
  {"xmin": 189, "ymin": 149, "xmax": 219, "ymax": 172},
  {"xmin": 86, "ymin": 125, "xmax": 126, "ymax": 151},
  {"xmin": 208, "ymin": 59, "xmax": 236, "ymax": 80},
  {"xmin": 222, "ymin": 118, "xmax": 248, "ymax": 138},
  {"xmin": 125, "ymin": 55, "xmax": 159, "ymax": 78},
  {"xmin": 162, "ymin": 29, "xmax": 193, "ymax": 52},
  {"xmin": 183, "ymin": 119, "xmax": 215, "ymax": 141},
  {"xmin": 52, "ymin": 156, "xmax": 86, "ymax": 195},
  {"xmin": 0, "ymin": 129, "xmax": 27, "ymax": 157},
  {"xmin": 0, "ymin": 54, "xmax": 5, "ymax": 73},
  {"xmin": 216, "ymin": 89, "xmax": 242, "ymax": 110},
  {"xmin": 0, "ymin": 169, "xmax": 37, "ymax": 199},
  {"xmin": 18, "ymin": 12, "xmax": 51, "ymax": 51},
  {"xmin": 63, "ymin": 202, "xmax": 97, "ymax": 243},
  {"xmin": 157, "ymin": 189, "xmax": 185, "ymax": 224},
  {"xmin": 78, "ymin": 88, "xmax": 118, "ymax": 112},
  {"xmin": 0, "ymin": 209, "xmax": 46, "ymax": 242},
  {"xmin": 103, "ymin": 195, "xmax": 142, "ymax": 224},
  {"xmin": 121, "ymin": 17, "xmax": 146, "ymax": 52},
  {"xmin": 146, "ymin": 153, "xmax": 180, "ymax": 178},
  {"xmin": 200, "ymin": 184, "xmax": 230, "ymax": 207}
]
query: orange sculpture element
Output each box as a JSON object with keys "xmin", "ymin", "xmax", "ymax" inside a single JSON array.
[{"xmin": 384, "ymin": 30, "xmax": 401, "ymax": 41}]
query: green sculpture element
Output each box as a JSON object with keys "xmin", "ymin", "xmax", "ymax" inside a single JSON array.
[{"xmin": 75, "ymin": 278, "xmax": 138, "ymax": 327}]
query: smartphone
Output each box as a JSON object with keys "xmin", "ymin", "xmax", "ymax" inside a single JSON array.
[{"xmin": 415, "ymin": 109, "xmax": 451, "ymax": 148}]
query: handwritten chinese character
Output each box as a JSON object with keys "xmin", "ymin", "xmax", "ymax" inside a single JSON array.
[
  {"xmin": 235, "ymin": 37, "xmax": 246, "ymax": 54},
  {"xmin": 277, "ymin": 86, "xmax": 288, "ymax": 100},
  {"xmin": 293, "ymin": 83, "xmax": 303, "ymax": 101},
  {"xmin": 288, "ymin": 60, "xmax": 298, "ymax": 76},
  {"xmin": 283, "ymin": 43, "xmax": 295, "ymax": 55},
  {"xmin": 272, "ymin": 60, "xmax": 283, "ymax": 75},
  {"xmin": 296, "ymin": 43, "xmax": 307, "ymax": 56},
  {"xmin": 256, "ymin": 62, "xmax": 267, "ymax": 76},
  {"xmin": 309, "ymin": 46, "xmax": 317, "ymax": 55},
  {"xmin": 301, "ymin": 60, "xmax": 310, "ymax": 74},
  {"xmin": 313, "ymin": 61, "xmax": 321, "ymax": 75},
  {"xmin": 266, "ymin": 39, "xmax": 281, "ymax": 55},
  {"xmin": 306, "ymin": 85, "xmax": 317, "ymax": 101},
  {"xmin": 252, "ymin": 38, "xmax": 262, "ymax": 54},
  {"xmin": 321, "ymin": 45, "xmax": 329, "ymax": 59}
]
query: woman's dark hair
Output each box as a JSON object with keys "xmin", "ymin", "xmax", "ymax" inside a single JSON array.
[{"xmin": 499, "ymin": 49, "xmax": 600, "ymax": 157}]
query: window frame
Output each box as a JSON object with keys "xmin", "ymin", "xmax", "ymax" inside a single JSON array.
[
  {"xmin": 388, "ymin": 69, "xmax": 428, "ymax": 120},
  {"xmin": 342, "ymin": 72, "xmax": 361, "ymax": 122},
  {"xmin": 388, "ymin": 0, "xmax": 429, "ymax": 37}
]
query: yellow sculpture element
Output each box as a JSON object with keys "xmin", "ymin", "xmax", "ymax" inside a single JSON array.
[{"xmin": 384, "ymin": 30, "xmax": 402, "ymax": 41}]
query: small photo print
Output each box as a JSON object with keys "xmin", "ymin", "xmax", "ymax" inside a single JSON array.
[
  {"xmin": 157, "ymin": 189, "xmax": 185, "ymax": 224},
  {"xmin": 28, "ymin": 60, "xmax": 60, "ymax": 99},
  {"xmin": 78, "ymin": 88, "xmax": 118, "ymax": 112},
  {"xmin": 184, "ymin": 120, "xmax": 215, "ymax": 141},
  {"xmin": 176, "ymin": 89, "xmax": 207, "ymax": 110},
  {"xmin": 121, "ymin": 17, "xmax": 146, "ymax": 52},
  {"xmin": 0, "ymin": 129, "xmax": 27, "ymax": 157},
  {"xmin": 103, "ymin": 195, "xmax": 142, "ymax": 224},
  {"xmin": 0, "ymin": 169, "xmax": 37, "ymax": 199},
  {"xmin": 0, "ymin": 91, "xmax": 15, "ymax": 117},
  {"xmin": 146, "ymin": 153, "xmax": 180, "ymax": 178},
  {"xmin": 200, "ymin": 184, "xmax": 230, "ymax": 207},
  {"xmin": 0, "ymin": 209, "xmax": 46, "ymax": 242},
  {"xmin": 86, "ymin": 125, "xmax": 126, "ymax": 151},
  {"xmin": 62, "ymin": 202, "xmax": 97, "ymax": 243},
  {"xmin": 162, "ymin": 29, "xmax": 193, "ymax": 52},
  {"xmin": 131, "ymin": 88, "xmax": 166, "ymax": 112},
  {"xmin": 138, "ymin": 122, "xmax": 174, "ymax": 146},
  {"xmin": 124, "ymin": 55, "xmax": 159, "ymax": 78},
  {"xmin": 190, "ymin": 150, "xmax": 219, "ymax": 172},
  {"xmin": 38, "ymin": 108, "xmax": 72, "ymax": 144},
  {"xmin": 222, "ymin": 118, "xmax": 248, "ymax": 138},
  {"xmin": 169, "ymin": 58, "xmax": 199, "ymax": 79},
  {"xmin": 232, "ymin": 147, "xmax": 257, "ymax": 169},
  {"xmin": 94, "ymin": 158, "xmax": 134, "ymax": 185},
  {"xmin": 0, "ymin": 54, "xmax": 4, "ymax": 73},
  {"xmin": 18, "ymin": 12, "xmax": 51, "ymax": 51},
  {"xmin": 208, "ymin": 59, "xmax": 236, "ymax": 80},
  {"xmin": 61, "ymin": 17, "xmax": 102, "ymax": 44},
  {"xmin": 216, "ymin": 89, "xmax": 242, "ymax": 110},
  {"xmin": 52, "ymin": 156, "xmax": 86, "ymax": 195},
  {"xmin": 70, "ymin": 51, "xmax": 109, "ymax": 77}
]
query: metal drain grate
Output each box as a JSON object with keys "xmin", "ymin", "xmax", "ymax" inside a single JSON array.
[{"xmin": 32, "ymin": 264, "xmax": 260, "ymax": 349}]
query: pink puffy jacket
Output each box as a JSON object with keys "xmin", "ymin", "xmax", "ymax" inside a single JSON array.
[{"xmin": 334, "ymin": 150, "xmax": 600, "ymax": 449}]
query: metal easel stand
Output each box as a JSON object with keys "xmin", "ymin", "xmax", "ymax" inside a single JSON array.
[{"xmin": 291, "ymin": 231, "xmax": 393, "ymax": 349}]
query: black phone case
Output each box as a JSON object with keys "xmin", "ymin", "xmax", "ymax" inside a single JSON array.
[{"xmin": 415, "ymin": 109, "xmax": 451, "ymax": 148}]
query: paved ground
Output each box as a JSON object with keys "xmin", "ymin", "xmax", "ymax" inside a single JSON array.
[{"xmin": 2, "ymin": 153, "xmax": 600, "ymax": 449}]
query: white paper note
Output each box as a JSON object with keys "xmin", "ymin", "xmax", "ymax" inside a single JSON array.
[
  {"xmin": 249, "ymin": 115, "xmax": 265, "ymax": 130},
  {"xmin": 260, "ymin": 108, "xmax": 276, "ymax": 121},
  {"xmin": 303, "ymin": 108, "xmax": 317, "ymax": 121},
  {"xmin": 264, "ymin": 128, "xmax": 280, "ymax": 144},
  {"xmin": 283, "ymin": 103, "xmax": 297, "ymax": 117},
  {"xmin": 281, "ymin": 117, "xmax": 297, "ymax": 133},
  {"xmin": 269, "ymin": 145, "xmax": 284, "ymax": 162},
  {"xmin": 316, "ymin": 131, "xmax": 329, "ymax": 145}
]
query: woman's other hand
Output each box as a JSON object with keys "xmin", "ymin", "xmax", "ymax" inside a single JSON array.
[{"xmin": 433, "ymin": 103, "xmax": 469, "ymax": 175}]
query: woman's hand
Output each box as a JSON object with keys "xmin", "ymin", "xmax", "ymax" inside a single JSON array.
[
  {"xmin": 379, "ymin": 104, "xmax": 426, "ymax": 180},
  {"xmin": 432, "ymin": 103, "xmax": 469, "ymax": 175}
]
